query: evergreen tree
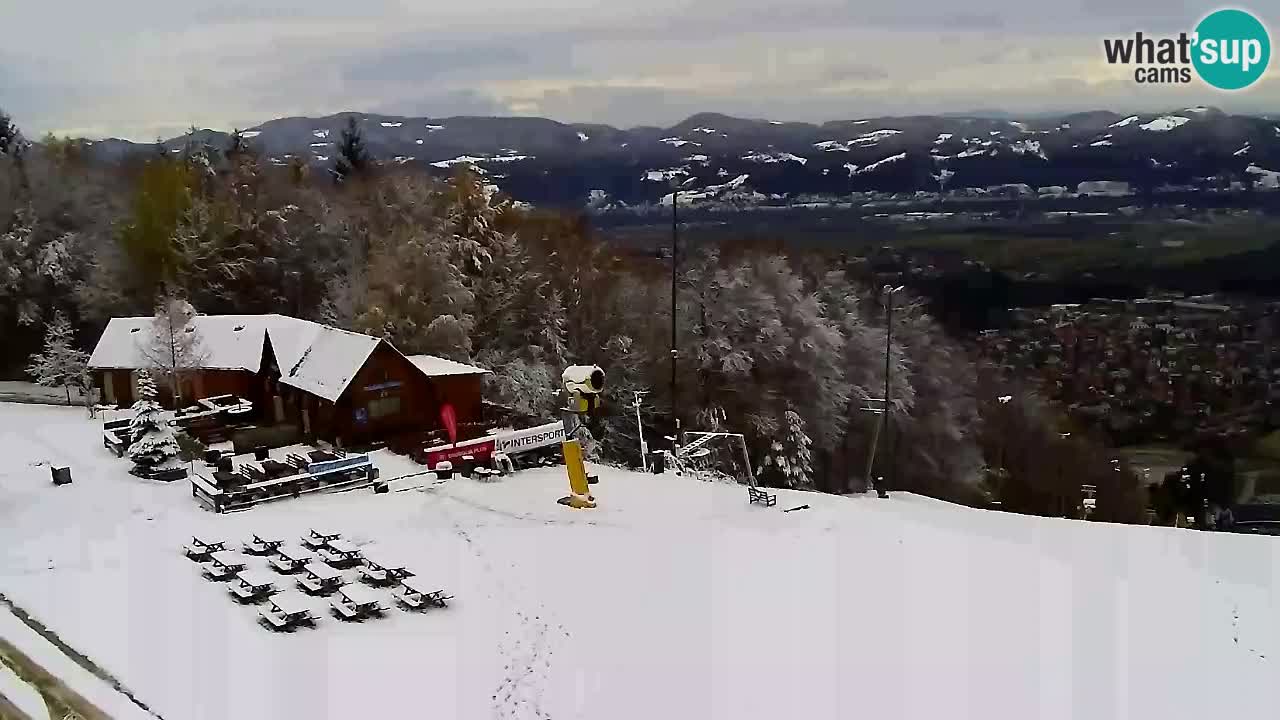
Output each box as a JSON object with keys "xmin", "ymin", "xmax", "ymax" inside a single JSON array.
[
  {"xmin": 762, "ymin": 407, "xmax": 814, "ymax": 488},
  {"xmin": 25, "ymin": 310, "xmax": 88, "ymax": 404},
  {"xmin": 128, "ymin": 372, "xmax": 181, "ymax": 468},
  {"xmin": 333, "ymin": 116, "xmax": 371, "ymax": 183}
]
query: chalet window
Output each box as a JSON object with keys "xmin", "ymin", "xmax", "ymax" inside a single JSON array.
[{"xmin": 368, "ymin": 396, "xmax": 401, "ymax": 419}]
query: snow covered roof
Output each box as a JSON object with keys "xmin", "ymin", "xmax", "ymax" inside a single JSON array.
[
  {"xmin": 406, "ymin": 354, "xmax": 490, "ymax": 377},
  {"xmin": 88, "ymin": 315, "xmax": 266, "ymax": 372},
  {"xmin": 89, "ymin": 314, "xmax": 406, "ymax": 403}
]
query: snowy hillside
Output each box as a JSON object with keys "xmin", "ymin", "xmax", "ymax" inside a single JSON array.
[
  {"xmin": 1, "ymin": 402, "xmax": 1278, "ymax": 720},
  {"xmin": 73, "ymin": 107, "xmax": 1280, "ymax": 206}
]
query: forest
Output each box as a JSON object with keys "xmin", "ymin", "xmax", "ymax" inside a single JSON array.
[{"xmin": 0, "ymin": 110, "xmax": 1149, "ymax": 520}]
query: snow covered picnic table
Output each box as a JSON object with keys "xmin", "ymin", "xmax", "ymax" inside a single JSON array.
[
  {"xmin": 359, "ymin": 548, "xmax": 413, "ymax": 586},
  {"xmin": 228, "ymin": 570, "xmax": 279, "ymax": 603},
  {"xmin": 301, "ymin": 528, "xmax": 342, "ymax": 549},
  {"xmin": 183, "ymin": 536, "xmax": 227, "ymax": 561},
  {"xmin": 242, "ymin": 534, "xmax": 284, "ymax": 555},
  {"xmin": 397, "ymin": 577, "xmax": 452, "ymax": 610},
  {"xmin": 203, "ymin": 551, "xmax": 250, "ymax": 581},
  {"xmin": 268, "ymin": 545, "xmax": 314, "ymax": 574},
  {"xmin": 258, "ymin": 591, "xmax": 318, "ymax": 632},
  {"xmin": 319, "ymin": 538, "xmax": 364, "ymax": 568},
  {"xmin": 329, "ymin": 584, "xmax": 387, "ymax": 621},
  {"xmin": 297, "ymin": 562, "xmax": 344, "ymax": 595}
]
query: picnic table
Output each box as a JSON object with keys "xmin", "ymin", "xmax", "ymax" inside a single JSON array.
[
  {"xmin": 308, "ymin": 449, "xmax": 342, "ymax": 463},
  {"xmin": 319, "ymin": 538, "xmax": 364, "ymax": 569},
  {"xmin": 396, "ymin": 577, "xmax": 452, "ymax": 611},
  {"xmin": 329, "ymin": 584, "xmax": 388, "ymax": 621},
  {"xmin": 258, "ymin": 591, "xmax": 318, "ymax": 632},
  {"xmin": 229, "ymin": 570, "xmax": 279, "ymax": 604},
  {"xmin": 183, "ymin": 536, "xmax": 227, "ymax": 561},
  {"xmin": 269, "ymin": 545, "xmax": 314, "ymax": 574},
  {"xmin": 243, "ymin": 534, "xmax": 284, "ymax": 556},
  {"xmin": 297, "ymin": 562, "xmax": 344, "ymax": 595},
  {"xmin": 359, "ymin": 549, "xmax": 414, "ymax": 587},
  {"xmin": 301, "ymin": 528, "xmax": 342, "ymax": 550},
  {"xmin": 203, "ymin": 550, "xmax": 250, "ymax": 581},
  {"xmin": 259, "ymin": 459, "xmax": 298, "ymax": 480}
]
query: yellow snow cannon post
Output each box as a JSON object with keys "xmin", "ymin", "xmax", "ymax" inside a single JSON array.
[{"xmin": 558, "ymin": 365, "xmax": 605, "ymax": 509}]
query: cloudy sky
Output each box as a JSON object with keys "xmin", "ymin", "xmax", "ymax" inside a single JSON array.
[{"xmin": 5, "ymin": 0, "xmax": 1278, "ymax": 140}]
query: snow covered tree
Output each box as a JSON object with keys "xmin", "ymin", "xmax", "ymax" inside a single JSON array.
[
  {"xmin": 128, "ymin": 372, "xmax": 181, "ymax": 469},
  {"xmin": 762, "ymin": 407, "xmax": 814, "ymax": 488},
  {"xmin": 25, "ymin": 310, "xmax": 88, "ymax": 404},
  {"xmin": 0, "ymin": 109, "xmax": 24, "ymax": 159},
  {"xmin": 333, "ymin": 116, "xmax": 371, "ymax": 183},
  {"xmin": 139, "ymin": 292, "xmax": 207, "ymax": 408}
]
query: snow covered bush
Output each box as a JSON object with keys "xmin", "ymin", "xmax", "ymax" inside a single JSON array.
[{"xmin": 128, "ymin": 373, "xmax": 182, "ymax": 469}]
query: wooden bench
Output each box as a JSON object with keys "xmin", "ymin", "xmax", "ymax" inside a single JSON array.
[{"xmin": 748, "ymin": 487, "xmax": 777, "ymax": 507}]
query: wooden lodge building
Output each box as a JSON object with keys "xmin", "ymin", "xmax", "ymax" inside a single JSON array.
[{"xmin": 87, "ymin": 314, "xmax": 489, "ymax": 446}]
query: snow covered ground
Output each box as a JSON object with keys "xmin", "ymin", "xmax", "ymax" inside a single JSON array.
[{"xmin": 1, "ymin": 402, "xmax": 1278, "ymax": 719}]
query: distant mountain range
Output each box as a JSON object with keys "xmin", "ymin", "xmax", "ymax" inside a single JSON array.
[{"xmin": 76, "ymin": 107, "xmax": 1280, "ymax": 207}]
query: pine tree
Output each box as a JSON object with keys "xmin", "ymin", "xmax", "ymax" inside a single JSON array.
[
  {"xmin": 25, "ymin": 310, "xmax": 88, "ymax": 404},
  {"xmin": 128, "ymin": 372, "xmax": 181, "ymax": 468},
  {"xmin": 763, "ymin": 408, "xmax": 814, "ymax": 488},
  {"xmin": 333, "ymin": 116, "xmax": 371, "ymax": 183}
]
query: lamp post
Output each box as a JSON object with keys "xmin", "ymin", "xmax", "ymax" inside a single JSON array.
[{"xmin": 634, "ymin": 391, "xmax": 650, "ymax": 473}]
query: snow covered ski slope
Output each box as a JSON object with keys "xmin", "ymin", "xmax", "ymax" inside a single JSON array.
[{"xmin": 0, "ymin": 402, "xmax": 1277, "ymax": 719}]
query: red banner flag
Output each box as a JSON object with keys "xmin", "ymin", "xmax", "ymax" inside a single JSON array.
[{"xmin": 440, "ymin": 403, "xmax": 457, "ymax": 446}]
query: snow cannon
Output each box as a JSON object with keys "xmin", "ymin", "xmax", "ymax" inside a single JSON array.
[
  {"xmin": 558, "ymin": 365, "xmax": 605, "ymax": 509},
  {"xmin": 561, "ymin": 365, "xmax": 605, "ymax": 413}
]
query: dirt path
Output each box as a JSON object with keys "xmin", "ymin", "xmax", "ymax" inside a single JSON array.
[
  {"xmin": 0, "ymin": 595, "xmax": 163, "ymax": 720},
  {"xmin": 0, "ymin": 633, "xmax": 108, "ymax": 720}
]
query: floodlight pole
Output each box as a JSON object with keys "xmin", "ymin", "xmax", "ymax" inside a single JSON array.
[
  {"xmin": 865, "ymin": 285, "xmax": 905, "ymax": 496},
  {"xmin": 670, "ymin": 186, "xmax": 680, "ymax": 446},
  {"xmin": 634, "ymin": 391, "xmax": 649, "ymax": 473}
]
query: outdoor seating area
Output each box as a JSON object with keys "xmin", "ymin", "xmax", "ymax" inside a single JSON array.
[
  {"xmin": 186, "ymin": 530, "xmax": 451, "ymax": 633},
  {"xmin": 189, "ymin": 446, "xmax": 378, "ymax": 513}
]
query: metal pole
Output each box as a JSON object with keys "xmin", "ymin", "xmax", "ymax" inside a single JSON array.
[
  {"xmin": 883, "ymin": 292, "xmax": 893, "ymax": 496},
  {"xmin": 635, "ymin": 391, "xmax": 649, "ymax": 473},
  {"xmin": 670, "ymin": 188, "xmax": 679, "ymax": 444}
]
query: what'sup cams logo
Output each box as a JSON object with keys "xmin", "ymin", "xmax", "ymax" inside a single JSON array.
[{"xmin": 1104, "ymin": 8, "xmax": 1271, "ymax": 89}]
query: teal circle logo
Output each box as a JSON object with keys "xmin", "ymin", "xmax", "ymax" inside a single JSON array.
[{"xmin": 1192, "ymin": 9, "xmax": 1271, "ymax": 90}]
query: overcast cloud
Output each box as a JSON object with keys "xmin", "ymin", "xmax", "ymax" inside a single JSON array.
[{"xmin": 4, "ymin": 0, "xmax": 1278, "ymax": 140}]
